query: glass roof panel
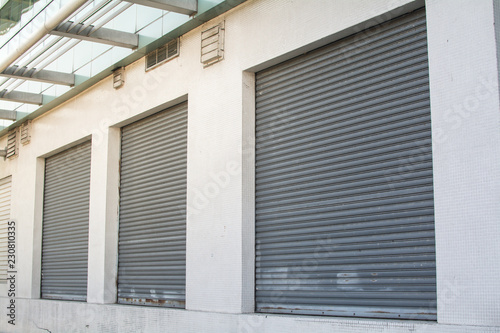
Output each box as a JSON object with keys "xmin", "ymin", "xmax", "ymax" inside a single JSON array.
[{"xmin": 0, "ymin": 0, "xmax": 234, "ymax": 131}]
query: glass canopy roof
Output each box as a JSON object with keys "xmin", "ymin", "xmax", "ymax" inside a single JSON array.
[{"xmin": 0, "ymin": 0, "xmax": 242, "ymax": 133}]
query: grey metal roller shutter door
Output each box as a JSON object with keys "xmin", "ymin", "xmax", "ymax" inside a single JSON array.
[
  {"xmin": 0, "ymin": 176, "xmax": 11, "ymax": 283},
  {"xmin": 118, "ymin": 102, "xmax": 187, "ymax": 307},
  {"xmin": 255, "ymin": 8, "xmax": 436, "ymax": 320},
  {"xmin": 41, "ymin": 141, "xmax": 91, "ymax": 301}
]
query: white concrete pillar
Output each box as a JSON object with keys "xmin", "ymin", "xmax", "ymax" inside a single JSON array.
[
  {"xmin": 185, "ymin": 67, "xmax": 255, "ymax": 313},
  {"xmin": 29, "ymin": 157, "xmax": 45, "ymax": 299},
  {"xmin": 426, "ymin": 0, "xmax": 500, "ymax": 325},
  {"xmin": 86, "ymin": 128, "xmax": 121, "ymax": 303},
  {"xmin": 8, "ymin": 153, "xmax": 37, "ymax": 299}
]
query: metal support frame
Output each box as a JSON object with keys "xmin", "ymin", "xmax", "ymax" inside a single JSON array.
[
  {"xmin": 0, "ymin": 109, "xmax": 17, "ymax": 121},
  {"xmin": 0, "ymin": 89, "xmax": 43, "ymax": 105},
  {"xmin": 50, "ymin": 21, "xmax": 139, "ymax": 49},
  {"xmin": 0, "ymin": 0, "xmax": 247, "ymax": 138},
  {"xmin": 0, "ymin": 0, "xmax": 88, "ymax": 73},
  {"xmin": 123, "ymin": 0, "xmax": 197, "ymax": 15},
  {"xmin": 1, "ymin": 66, "xmax": 75, "ymax": 86}
]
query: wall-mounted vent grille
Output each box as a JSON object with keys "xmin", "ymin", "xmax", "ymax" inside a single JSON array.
[
  {"xmin": 6, "ymin": 128, "xmax": 18, "ymax": 159},
  {"xmin": 20, "ymin": 120, "xmax": 31, "ymax": 145},
  {"xmin": 113, "ymin": 67, "xmax": 125, "ymax": 89},
  {"xmin": 201, "ymin": 22, "xmax": 224, "ymax": 67},
  {"xmin": 146, "ymin": 39, "xmax": 179, "ymax": 71}
]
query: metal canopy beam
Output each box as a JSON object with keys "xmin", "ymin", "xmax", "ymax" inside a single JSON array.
[
  {"xmin": 50, "ymin": 22, "xmax": 139, "ymax": 49},
  {"xmin": 0, "ymin": 110, "xmax": 17, "ymax": 121},
  {"xmin": 123, "ymin": 0, "xmax": 197, "ymax": 15},
  {"xmin": 1, "ymin": 66, "xmax": 75, "ymax": 86},
  {"xmin": 0, "ymin": 0, "xmax": 247, "ymax": 138},
  {"xmin": 0, "ymin": 90, "xmax": 43, "ymax": 105},
  {"xmin": 0, "ymin": 0, "xmax": 88, "ymax": 74}
]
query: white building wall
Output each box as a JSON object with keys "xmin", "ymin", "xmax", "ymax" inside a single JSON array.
[
  {"xmin": 426, "ymin": 0, "xmax": 500, "ymax": 327},
  {"xmin": 0, "ymin": 0, "xmax": 499, "ymax": 332}
]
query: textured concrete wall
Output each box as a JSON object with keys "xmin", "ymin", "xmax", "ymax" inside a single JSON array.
[
  {"xmin": 427, "ymin": 0, "xmax": 500, "ymax": 326},
  {"xmin": 1, "ymin": 298, "xmax": 499, "ymax": 333}
]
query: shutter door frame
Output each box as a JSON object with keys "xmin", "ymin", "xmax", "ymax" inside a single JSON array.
[
  {"xmin": 0, "ymin": 176, "xmax": 12, "ymax": 284},
  {"xmin": 117, "ymin": 102, "xmax": 187, "ymax": 308},
  {"xmin": 255, "ymin": 8, "xmax": 436, "ymax": 321},
  {"xmin": 41, "ymin": 141, "xmax": 92, "ymax": 301}
]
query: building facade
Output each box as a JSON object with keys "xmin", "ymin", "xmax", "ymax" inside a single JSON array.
[{"xmin": 0, "ymin": 0, "xmax": 500, "ymax": 332}]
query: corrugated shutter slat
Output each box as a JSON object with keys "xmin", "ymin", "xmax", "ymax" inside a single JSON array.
[
  {"xmin": 255, "ymin": 8, "xmax": 436, "ymax": 320},
  {"xmin": 117, "ymin": 102, "xmax": 187, "ymax": 308},
  {"xmin": 41, "ymin": 141, "xmax": 91, "ymax": 301},
  {"xmin": 0, "ymin": 176, "xmax": 11, "ymax": 283}
]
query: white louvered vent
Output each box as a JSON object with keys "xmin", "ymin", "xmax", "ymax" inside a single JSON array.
[
  {"xmin": 201, "ymin": 22, "xmax": 224, "ymax": 67},
  {"xmin": 113, "ymin": 67, "xmax": 125, "ymax": 89},
  {"xmin": 20, "ymin": 120, "xmax": 31, "ymax": 145},
  {"xmin": 145, "ymin": 39, "xmax": 179, "ymax": 71},
  {"xmin": 6, "ymin": 128, "xmax": 18, "ymax": 159}
]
